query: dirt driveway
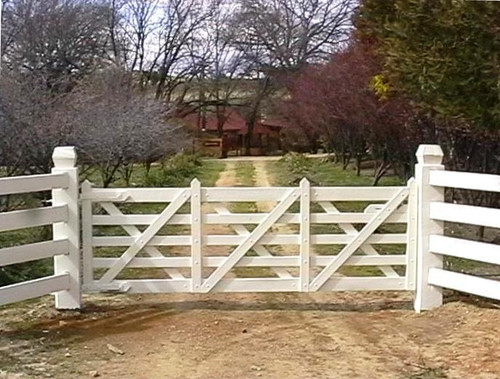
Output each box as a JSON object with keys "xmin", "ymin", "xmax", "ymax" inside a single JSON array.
[{"xmin": 1, "ymin": 159, "xmax": 499, "ymax": 379}]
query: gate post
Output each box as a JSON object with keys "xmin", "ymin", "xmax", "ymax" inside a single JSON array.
[
  {"xmin": 414, "ymin": 145, "xmax": 444, "ymax": 312},
  {"xmin": 52, "ymin": 147, "xmax": 81, "ymax": 309}
]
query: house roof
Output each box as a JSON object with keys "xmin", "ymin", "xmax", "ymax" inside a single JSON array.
[{"xmin": 180, "ymin": 108, "xmax": 285, "ymax": 135}]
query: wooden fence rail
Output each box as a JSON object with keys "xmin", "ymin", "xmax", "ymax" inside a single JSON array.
[
  {"xmin": 0, "ymin": 144, "xmax": 499, "ymax": 312},
  {"xmin": 0, "ymin": 147, "xmax": 80, "ymax": 309},
  {"xmin": 415, "ymin": 145, "xmax": 500, "ymax": 311}
]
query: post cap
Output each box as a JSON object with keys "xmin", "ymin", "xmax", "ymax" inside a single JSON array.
[
  {"xmin": 52, "ymin": 146, "xmax": 77, "ymax": 168},
  {"xmin": 416, "ymin": 145, "xmax": 443, "ymax": 165}
]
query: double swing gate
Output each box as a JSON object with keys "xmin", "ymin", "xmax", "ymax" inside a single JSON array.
[
  {"xmin": 81, "ymin": 178, "xmax": 417, "ymax": 294},
  {"xmin": 2, "ymin": 145, "xmax": 498, "ymax": 311}
]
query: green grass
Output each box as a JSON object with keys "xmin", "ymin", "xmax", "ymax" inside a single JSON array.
[
  {"xmin": 267, "ymin": 154, "xmax": 404, "ymax": 187},
  {"xmin": 85, "ymin": 156, "xmax": 224, "ymax": 188},
  {"xmin": 234, "ymin": 161, "xmax": 256, "ymax": 186}
]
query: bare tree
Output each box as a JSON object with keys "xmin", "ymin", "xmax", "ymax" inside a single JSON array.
[
  {"xmin": 2, "ymin": 0, "xmax": 110, "ymax": 91},
  {"xmin": 64, "ymin": 69, "xmax": 185, "ymax": 187},
  {"xmin": 226, "ymin": 0, "xmax": 355, "ymax": 154},
  {"xmin": 106, "ymin": 0, "xmax": 160, "ymax": 74},
  {"xmin": 232, "ymin": 0, "xmax": 354, "ymax": 70},
  {"xmin": 148, "ymin": 0, "xmax": 214, "ymax": 101},
  {"xmin": 183, "ymin": 0, "xmax": 247, "ymax": 137}
]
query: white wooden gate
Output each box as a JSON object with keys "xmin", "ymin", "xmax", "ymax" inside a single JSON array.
[
  {"xmin": 2, "ymin": 144, "xmax": 498, "ymax": 311},
  {"xmin": 81, "ymin": 178, "xmax": 417, "ymax": 294}
]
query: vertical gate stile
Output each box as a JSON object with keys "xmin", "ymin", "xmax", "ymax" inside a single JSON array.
[
  {"xmin": 191, "ymin": 179, "xmax": 202, "ymax": 292},
  {"xmin": 81, "ymin": 180, "xmax": 94, "ymax": 289},
  {"xmin": 406, "ymin": 178, "xmax": 418, "ymax": 290},
  {"xmin": 300, "ymin": 178, "xmax": 311, "ymax": 292}
]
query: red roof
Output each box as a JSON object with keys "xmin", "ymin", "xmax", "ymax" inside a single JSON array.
[{"xmin": 181, "ymin": 109, "xmax": 285, "ymax": 135}]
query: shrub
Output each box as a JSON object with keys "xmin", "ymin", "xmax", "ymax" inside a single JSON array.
[
  {"xmin": 278, "ymin": 153, "xmax": 317, "ymax": 185},
  {"xmin": 144, "ymin": 153, "xmax": 202, "ymax": 187}
]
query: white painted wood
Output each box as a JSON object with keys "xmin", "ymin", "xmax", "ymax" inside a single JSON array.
[
  {"xmin": 364, "ymin": 204, "xmax": 408, "ymax": 214},
  {"xmin": 0, "ymin": 173, "xmax": 69, "ymax": 196},
  {"xmin": 90, "ymin": 276, "xmax": 405, "ymax": 294},
  {"xmin": 99, "ymin": 202, "xmax": 186, "ymax": 280},
  {"xmin": 300, "ymin": 178, "xmax": 311, "ymax": 291},
  {"xmin": 406, "ymin": 178, "xmax": 418, "ymax": 290},
  {"xmin": 98, "ymin": 194, "xmax": 189, "ymax": 283},
  {"xmin": 311, "ymin": 187, "xmax": 405, "ymax": 201},
  {"xmin": 93, "ymin": 255, "xmax": 407, "ymax": 268},
  {"xmin": 318, "ymin": 201, "xmax": 399, "ymax": 278},
  {"xmin": 414, "ymin": 144, "xmax": 444, "ymax": 312},
  {"xmin": 0, "ymin": 205, "xmax": 67, "ymax": 232},
  {"xmin": 201, "ymin": 189, "xmax": 300, "ymax": 292},
  {"xmin": 52, "ymin": 146, "xmax": 81, "ymax": 310},
  {"xmin": 202, "ymin": 187, "xmax": 292, "ymax": 202},
  {"xmin": 81, "ymin": 180, "xmax": 94, "ymax": 286},
  {"xmin": 190, "ymin": 179, "xmax": 202, "ymax": 292},
  {"xmin": 0, "ymin": 274, "xmax": 70, "ymax": 306},
  {"xmin": 93, "ymin": 214, "xmax": 192, "ymax": 225},
  {"xmin": 430, "ymin": 202, "xmax": 500, "ymax": 228},
  {"xmin": 213, "ymin": 205, "xmax": 293, "ymax": 279},
  {"xmin": 81, "ymin": 187, "xmax": 183, "ymax": 202},
  {"xmin": 92, "ymin": 212, "xmax": 408, "ymax": 226},
  {"xmin": 429, "ymin": 235, "xmax": 500, "ymax": 265},
  {"xmin": 310, "ymin": 187, "xmax": 409, "ymax": 291},
  {"xmin": 93, "ymin": 233, "xmax": 406, "ymax": 247},
  {"xmin": 429, "ymin": 170, "xmax": 500, "ymax": 193},
  {"xmin": 428, "ymin": 268, "xmax": 500, "ymax": 301},
  {"xmin": 0, "ymin": 239, "xmax": 69, "ymax": 266}
]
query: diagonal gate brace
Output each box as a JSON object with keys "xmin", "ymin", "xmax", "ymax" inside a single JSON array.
[
  {"xmin": 98, "ymin": 189, "xmax": 190, "ymax": 283},
  {"xmin": 213, "ymin": 205, "xmax": 294, "ymax": 279},
  {"xmin": 201, "ymin": 189, "xmax": 300, "ymax": 292},
  {"xmin": 99, "ymin": 202, "xmax": 186, "ymax": 280},
  {"xmin": 309, "ymin": 187, "xmax": 409, "ymax": 291}
]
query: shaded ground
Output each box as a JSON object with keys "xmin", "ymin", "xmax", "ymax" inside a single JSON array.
[
  {"xmin": 1, "ymin": 158, "xmax": 499, "ymax": 379},
  {"xmin": 1, "ymin": 293, "xmax": 499, "ymax": 379}
]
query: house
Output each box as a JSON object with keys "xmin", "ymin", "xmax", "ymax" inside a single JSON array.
[{"xmin": 179, "ymin": 108, "xmax": 284, "ymax": 157}]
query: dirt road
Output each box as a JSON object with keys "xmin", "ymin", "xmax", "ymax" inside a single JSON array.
[{"xmin": 1, "ymin": 159, "xmax": 499, "ymax": 379}]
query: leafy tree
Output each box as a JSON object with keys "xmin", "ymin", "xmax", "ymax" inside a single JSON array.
[{"xmin": 357, "ymin": 0, "xmax": 500, "ymax": 131}]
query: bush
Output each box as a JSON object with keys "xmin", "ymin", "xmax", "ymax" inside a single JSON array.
[
  {"xmin": 278, "ymin": 153, "xmax": 317, "ymax": 185},
  {"xmin": 144, "ymin": 153, "xmax": 202, "ymax": 187}
]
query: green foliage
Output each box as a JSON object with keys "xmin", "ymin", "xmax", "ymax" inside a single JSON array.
[
  {"xmin": 273, "ymin": 153, "xmax": 404, "ymax": 187},
  {"xmin": 357, "ymin": 0, "xmax": 500, "ymax": 131},
  {"xmin": 144, "ymin": 153, "xmax": 203, "ymax": 187},
  {"xmin": 370, "ymin": 74, "xmax": 390, "ymax": 100},
  {"xmin": 278, "ymin": 153, "xmax": 317, "ymax": 185}
]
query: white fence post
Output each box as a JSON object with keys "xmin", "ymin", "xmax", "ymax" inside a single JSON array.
[
  {"xmin": 414, "ymin": 145, "xmax": 444, "ymax": 312},
  {"xmin": 52, "ymin": 147, "xmax": 81, "ymax": 309}
]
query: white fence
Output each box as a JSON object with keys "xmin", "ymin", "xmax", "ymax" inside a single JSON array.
[
  {"xmin": 414, "ymin": 146, "xmax": 500, "ymax": 311},
  {"xmin": 81, "ymin": 178, "xmax": 416, "ymax": 295},
  {"xmin": 0, "ymin": 147, "xmax": 80, "ymax": 309},
  {"xmin": 0, "ymin": 144, "xmax": 498, "ymax": 312}
]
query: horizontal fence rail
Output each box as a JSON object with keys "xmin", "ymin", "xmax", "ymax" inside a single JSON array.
[
  {"xmin": 0, "ymin": 173, "xmax": 69, "ymax": 196},
  {"xmin": 82, "ymin": 178, "xmax": 416, "ymax": 295},
  {"xmin": 422, "ymin": 161, "xmax": 500, "ymax": 307},
  {"xmin": 2, "ymin": 144, "xmax": 498, "ymax": 313},
  {"xmin": 0, "ymin": 147, "xmax": 80, "ymax": 309}
]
